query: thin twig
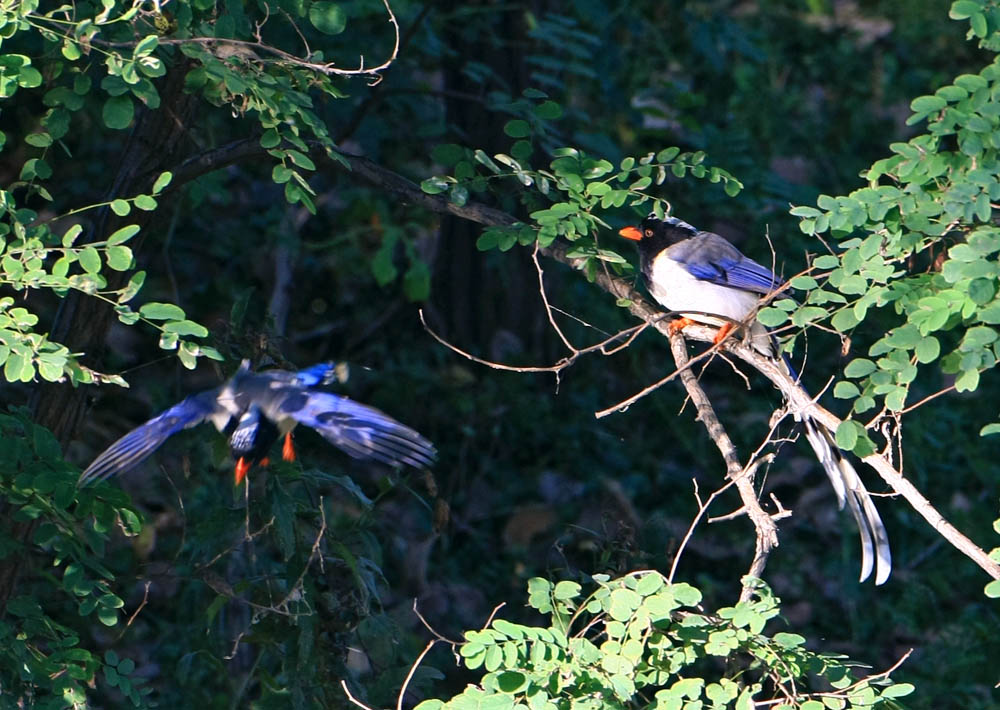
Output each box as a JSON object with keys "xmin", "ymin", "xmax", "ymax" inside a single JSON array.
[
  {"xmin": 482, "ymin": 602, "xmax": 506, "ymax": 629},
  {"xmin": 341, "ymin": 680, "xmax": 378, "ymax": 710},
  {"xmin": 418, "ymin": 310, "xmax": 645, "ymax": 375},
  {"xmin": 413, "ymin": 598, "xmax": 463, "ymax": 644},
  {"xmin": 668, "ymin": 480, "xmax": 734, "ymax": 584},
  {"xmin": 116, "ymin": 581, "xmax": 151, "ymax": 639},
  {"xmin": 532, "ymin": 243, "xmax": 575, "ymax": 352},
  {"xmin": 397, "ymin": 640, "xmax": 439, "ymax": 710}
]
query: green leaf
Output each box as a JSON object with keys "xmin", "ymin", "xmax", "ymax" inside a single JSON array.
[
  {"xmin": 791, "ymin": 305, "xmax": 827, "ymax": 327},
  {"xmin": 421, "ymin": 176, "xmax": 450, "ymax": 195},
  {"xmin": 107, "ymin": 224, "xmax": 141, "ymax": 245},
  {"xmin": 163, "ymin": 319, "xmax": 209, "ymax": 337},
  {"xmin": 105, "ymin": 246, "xmax": 133, "ymax": 271},
  {"xmin": 971, "ymin": 12, "xmax": 988, "ymax": 37},
  {"xmin": 553, "ymin": 580, "xmax": 581, "ymax": 600},
  {"xmin": 504, "ymin": 120, "xmax": 531, "ymax": 138},
  {"xmin": 152, "ymin": 171, "xmax": 173, "ymax": 194},
  {"xmin": 911, "ymin": 95, "xmax": 947, "ymax": 113},
  {"xmin": 139, "ymin": 302, "xmax": 185, "ymax": 320},
  {"xmin": 835, "ymin": 420, "xmax": 858, "ymax": 450},
  {"xmin": 756, "ymin": 307, "xmax": 788, "ymax": 327},
  {"xmin": 78, "ymin": 247, "xmax": 102, "ymax": 274},
  {"xmin": 134, "ymin": 34, "xmax": 159, "ymax": 57},
  {"xmin": 24, "ymin": 132, "xmax": 52, "ymax": 148},
  {"xmin": 833, "ymin": 381, "xmax": 860, "ymax": 399},
  {"xmin": 118, "ymin": 271, "xmax": 146, "ymax": 303},
  {"xmin": 102, "ymin": 95, "xmax": 135, "ymax": 130},
  {"xmin": 309, "ymin": 2, "xmax": 347, "ymax": 35},
  {"xmin": 62, "ymin": 224, "xmax": 83, "ymax": 247},
  {"xmin": 110, "ymin": 199, "xmax": 131, "ymax": 216},
  {"xmin": 955, "ymin": 368, "xmax": 980, "ymax": 392},
  {"xmin": 272, "ymin": 164, "xmax": 293, "ymax": 184},
  {"xmin": 844, "ymin": 358, "xmax": 876, "ymax": 378},
  {"xmin": 881, "ymin": 683, "xmax": 915, "ymax": 699},
  {"xmin": 286, "ymin": 149, "xmax": 315, "ymax": 170},
  {"xmin": 951, "ymin": 0, "xmax": 984, "ymax": 19},
  {"xmin": 986, "ymin": 579, "xmax": 1000, "ymax": 597},
  {"xmin": 97, "ymin": 607, "xmax": 118, "ymax": 626},
  {"xmin": 134, "ymin": 194, "xmax": 157, "ymax": 211},
  {"xmin": 915, "ymin": 336, "xmax": 940, "ymax": 364},
  {"xmin": 533, "ymin": 101, "xmax": 562, "ymax": 119}
]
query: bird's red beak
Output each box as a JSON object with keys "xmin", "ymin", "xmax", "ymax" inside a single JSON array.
[
  {"xmin": 619, "ymin": 226, "xmax": 643, "ymax": 241},
  {"xmin": 234, "ymin": 457, "xmax": 251, "ymax": 485}
]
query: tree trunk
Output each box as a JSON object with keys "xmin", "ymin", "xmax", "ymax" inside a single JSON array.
[{"xmin": 0, "ymin": 63, "xmax": 199, "ymax": 612}]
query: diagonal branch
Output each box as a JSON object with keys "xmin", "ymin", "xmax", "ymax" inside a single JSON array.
[{"xmin": 666, "ymin": 330, "xmax": 779, "ymax": 599}]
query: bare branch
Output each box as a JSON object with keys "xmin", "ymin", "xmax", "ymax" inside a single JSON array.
[
  {"xmin": 398, "ymin": 640, "xmax": 439, "ymax": 710},
  {"xmin": 666, "ymin": 330, "xmax": 780, "ymax": 599},
  {"xmin": 341, "ymin": 680, "xmax": 378, "ymax": 710},
  {"xmin": 668, "ymin": 479, "xmax": 735, "ymax": 584},
  {"xmin": 412, "ymin": 598, "xmax": 463, "ymax": 645}
]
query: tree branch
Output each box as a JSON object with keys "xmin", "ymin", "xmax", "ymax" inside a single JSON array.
[{"xmin": 666, "ymin": 330, "xmax": 779, "ymax": 600}]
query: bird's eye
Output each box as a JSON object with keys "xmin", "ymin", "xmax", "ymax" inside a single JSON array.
[{"xmin": 644, "ymin": 229, "xmax": 653, "ymax": 238}]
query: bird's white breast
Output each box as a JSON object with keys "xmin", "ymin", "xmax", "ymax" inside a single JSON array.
[
  {"xmin": 648, "ymin": 255, "xmax": 774, "ymax": 355},
  {"xmin": 648, "ymin": 256, "xmax": 760, "ymax": 324}
]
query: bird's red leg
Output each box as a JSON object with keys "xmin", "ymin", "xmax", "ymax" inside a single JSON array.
[
  {"xmin": 668, "ymin": 317, "xmax": 696, "ymax": 335},
  {"xmin": 234, "ymin": 458, "xmax": 251, "ymax": 486},
  {"xmin": 282, "ymin": 432, "xmax": 296, "ymax": 462},
  {"xmin": 712, "ymin": 322, "xmax": 734, "ymax": 345}
]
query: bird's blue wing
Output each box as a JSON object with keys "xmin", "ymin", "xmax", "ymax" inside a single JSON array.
[
  {"xmin": 684, "ymin": 256, "xmax": 783, "ymax": 294},
  {"xmin": 79, "ymin": 391, "xmax": 219, "ymax": 486},
  {"xmin": 277, "ymin": 390, "xmax": 435, "ymax": 469},
  {"xmin": 290, "ymin": 362, "xmax": 338, "ymax": 387}
]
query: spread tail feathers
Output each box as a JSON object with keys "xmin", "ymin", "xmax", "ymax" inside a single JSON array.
[
  {"xmin": 780, "ymin": 353, "xmax": 891, "ymax": 584},
  {"xmin": 801, "ymin": 417, "xmax": 891, "ymax": 584}
]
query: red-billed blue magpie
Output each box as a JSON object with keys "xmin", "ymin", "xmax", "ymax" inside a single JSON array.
[
  {"xmin": 620, "ymin": 213, "xmax": 891, "ymax": 585},
  {"xmin": 79, "ymin": 361, "xmax": 436, "ymax": 486}
]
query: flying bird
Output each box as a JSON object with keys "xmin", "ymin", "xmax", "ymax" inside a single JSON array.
[
  {"xmin": 79, "ymin": 361, "xmax": 436, "ymax": 486},
  {"xmin": 620, "ymin": 213, "xmax": 891, "ymax": 585}
]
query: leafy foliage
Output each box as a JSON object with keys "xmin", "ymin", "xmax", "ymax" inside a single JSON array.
[
  {"xmin": 419, "ymin": 574, "xmax": 912, "ymax": 710},
  {"xmin": 0, "ymin": 410, "xmax": 145, "ymax": 707},
  {"xmin": 423, "ymin": 125, "xmax": 742, "ymax": 282}
]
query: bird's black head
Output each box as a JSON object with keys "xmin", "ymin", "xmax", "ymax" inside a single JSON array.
[
  {"xmin": 619, "ymin": 213, "xmax": 699, "ymax": 264},
  {"xmin": 618, "ymin": 213, "xmax": 698, "ymax": 278}
]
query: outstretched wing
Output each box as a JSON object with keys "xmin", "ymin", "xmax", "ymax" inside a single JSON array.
[
  {"xmin": 672, "ymin": 232, "xmax": 783, "ymax": 295},
  {"xmin": 79, "ymin": 390, "xmax": 220, "ymax": 486},
  {"xmin": 276, "ymin": 390, "xmax": 436, "ymax": 469}
]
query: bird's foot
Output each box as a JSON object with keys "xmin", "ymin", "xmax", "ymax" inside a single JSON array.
[
  {"xmin": 282, "ymin": 432, "xmax": 296, "ymax": 462},
  {"xmin": 712, "ymin": 322, "xmax": 734, "ymax": 345},
  {"xmin": 668, "ymin": 317, "xmax": 696, "ymax": 335},
  {"xmin": 234, "ymin": 458, "xmax": 251, "ymax": 485}
]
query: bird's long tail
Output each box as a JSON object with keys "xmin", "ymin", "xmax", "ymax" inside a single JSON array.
[{"xmin": 780, "ymin": 354, "xmax": 891, "ymax": 584}]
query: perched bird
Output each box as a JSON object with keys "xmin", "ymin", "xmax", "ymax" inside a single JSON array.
[
  {"xmin": 79, "ymin": 361, "xmax": 436, "ymax": 487},
  {"xmin": 620, "ymin": 213, "xmax": 891, "ymax": 584}
]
